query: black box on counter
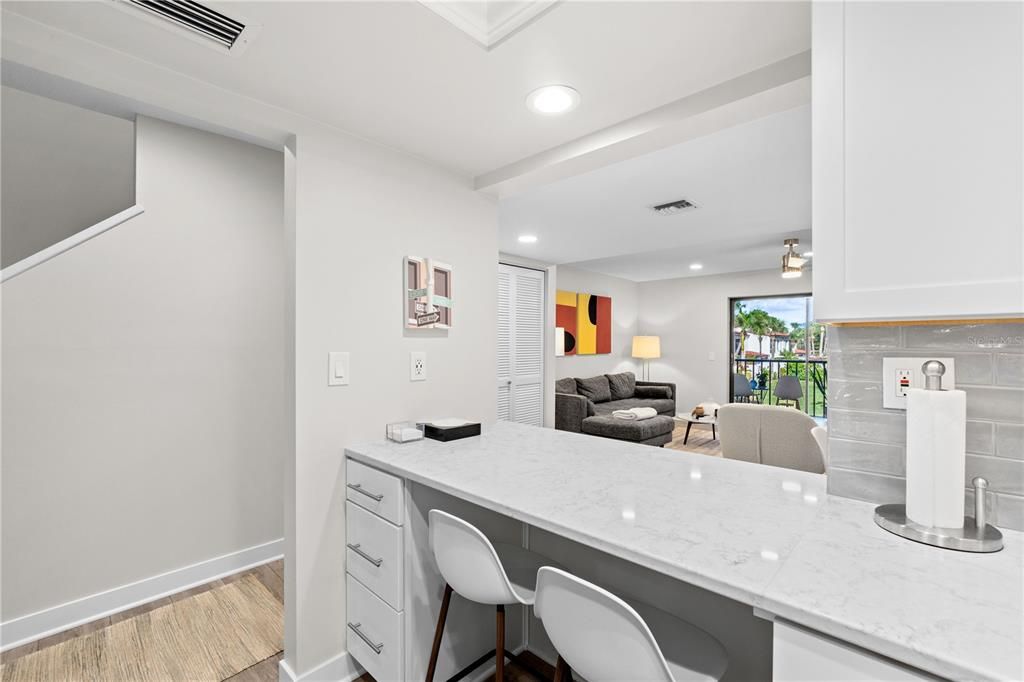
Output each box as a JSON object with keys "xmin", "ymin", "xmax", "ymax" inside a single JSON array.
[{"xmin": 422, "ymin": 422, "xmax": 481, "ymax": 442}]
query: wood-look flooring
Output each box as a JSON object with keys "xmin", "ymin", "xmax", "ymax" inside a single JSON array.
[
  {"xmin": 1, "ymin": 560, "xmax": 284, "ymax": 682},
  {"xmin": 665, "ymin": 423, "xmax": 722, "ymax": 457}
]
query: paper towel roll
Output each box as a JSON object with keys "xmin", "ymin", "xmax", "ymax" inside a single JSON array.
[{"xmin": 905, "ymin": 387, "xmax": 966, "ymax": 529}]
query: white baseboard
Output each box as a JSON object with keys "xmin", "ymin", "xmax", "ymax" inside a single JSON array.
[
  {"xmin": 279, "ymin": 652, "xmax": 363, "ymax": 682},
  {"xmin": 0, "ymin": 538, "xmax": 283, "ymax": 651}
]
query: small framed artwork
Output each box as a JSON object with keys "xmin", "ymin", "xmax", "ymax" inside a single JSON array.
[{"xmin": 404, "ymin": 256, "xmax": 453, "ymax": 329}]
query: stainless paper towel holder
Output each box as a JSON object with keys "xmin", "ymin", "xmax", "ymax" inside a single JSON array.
[{"xmin": 874, "ymin": 477, "xmax": 1004, "ymax": 553}]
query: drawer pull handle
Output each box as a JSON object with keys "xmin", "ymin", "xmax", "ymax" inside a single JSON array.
[
  {"xmin": 347, "ymin": 543, "xmax": 383, "ymax": 567},
  {"xmin": 347, "ymin": 483, "xmax": 384, "ymax": 502},
  {"xmin": 347, "ymin": 622, "xmax": 384, "ymax": 654}
]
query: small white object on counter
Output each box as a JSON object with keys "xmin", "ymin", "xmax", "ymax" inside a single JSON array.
[
  {"xmin": 424, "ymin": 418, "xmax": 472, "ymax": 428},
  {"xmin": 385, "ymin": 422, "xmax": 424, "ymax": 443}
]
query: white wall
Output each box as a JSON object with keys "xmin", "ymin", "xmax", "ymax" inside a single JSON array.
[
  {"xmin": 285, "ymin": 130, "xmax": 498, "ymax": 674},
  {"xmin": 1, "ymin": 116, "xmax": 285, "ymax": 620},
  {"xmin": 637, "ymin": 268, "xmax": 810, "ymax": 411},
  {"xmin": 554, "ymin": 266, "xmax": 640, "ymax": 380},
  {"xmin": 1, "ymin": 86, "xmax": 135, "ymax": 268}
]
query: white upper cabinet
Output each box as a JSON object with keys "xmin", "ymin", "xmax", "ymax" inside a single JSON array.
[{"xmin": 812, "ymin": 1, "xmax": 1024, "ymax": 322}]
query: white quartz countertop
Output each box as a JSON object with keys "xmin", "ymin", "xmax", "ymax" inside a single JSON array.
[{"xmin": 345, "ymin": 422, "xmax": 1023, "ymax": 681}]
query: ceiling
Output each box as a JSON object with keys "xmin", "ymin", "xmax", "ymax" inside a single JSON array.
[
  {"xmin": 2, "ymin": 1, "xmax": 810, "ymax": 178},
  {"xmin": 499, "ymin": 105, "xmax": 812, "ymax": 282}
]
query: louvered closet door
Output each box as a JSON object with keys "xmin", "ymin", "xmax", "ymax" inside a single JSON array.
[
  {"xmin": 497, "ymin": 264, "xmax": 545, "ymax": 426},
  {"xmin": 497, "ymin": 268, "xmax": 512, "ymax": 421}
]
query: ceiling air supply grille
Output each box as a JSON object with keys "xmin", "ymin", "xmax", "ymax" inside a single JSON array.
[
  {"xmin": 652, "ymin": 198, "xmax": 697, "ymax": 216},
  {"xmin": 125, "ymin": 0, "xmax": 246, "ymax": 49}
]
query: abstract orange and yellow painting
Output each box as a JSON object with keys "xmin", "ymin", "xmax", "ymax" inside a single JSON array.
[
  {"xmin": 555, "ymin": 290, "xmax": 578, "ymax": 355},
  {"xmin": 557, "ymin": 291, "xmax": 611, "ymax": 355}
]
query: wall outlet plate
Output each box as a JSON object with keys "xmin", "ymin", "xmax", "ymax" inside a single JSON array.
[
  {"xmin": 410, "ymin": 351, "xmax": 426, "ymax": 382},
  {"xmin": 328, "ymin": 352, "xmax": 349, "ymax": 386},
  {"xmin": 881, "ymin": 356, "xmax": 955, "ymax": 409}
]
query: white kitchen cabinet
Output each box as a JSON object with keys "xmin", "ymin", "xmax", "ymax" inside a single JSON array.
[
  {"xmin": 812, "ymin": 1, "xmax": 1023, "ymax": 322},
  {"xmin": 773, "ymin": 621, "xmax": 937, "ymax": 681}
]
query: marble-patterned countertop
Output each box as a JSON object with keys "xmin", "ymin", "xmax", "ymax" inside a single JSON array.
[{"xmin": 346, "ymin": 421, "xmax": 1023, "ymax": 681}]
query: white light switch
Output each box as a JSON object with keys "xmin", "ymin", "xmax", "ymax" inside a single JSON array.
[
  {"xmin": 329, "ymin": 352, "xmax": 350, "ymax": 386},
  {"xmin": 410, "ymin": 351, "xmax": 426, "ymax": 382},
  {"xmin": 881, "ymin": 356, "xmax": 954, "ymax": 409}
]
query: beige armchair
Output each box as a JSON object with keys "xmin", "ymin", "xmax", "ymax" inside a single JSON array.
[{"xmin": 717, "ymin": 404, "xmax": 825, "ymax": 474}]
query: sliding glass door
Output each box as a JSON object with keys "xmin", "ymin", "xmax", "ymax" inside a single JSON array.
[{"xmin": 729, "ymin": 294, "xmax": 827, "ymax": 420}]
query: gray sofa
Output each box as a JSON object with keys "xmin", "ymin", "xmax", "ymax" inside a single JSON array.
[{"xmin": 555, "ymin": 372, "xmax": 677, "ymax": 447}]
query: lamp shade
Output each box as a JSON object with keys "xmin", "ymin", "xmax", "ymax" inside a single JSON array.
[{"xmin": 631, "ymin": 336, "xmax": 661, "ymax": 359}]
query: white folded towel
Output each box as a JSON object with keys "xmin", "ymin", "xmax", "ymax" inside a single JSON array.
[{"xmin": 612, "ymin": 407, "xmax": 658, "ymax": 421}]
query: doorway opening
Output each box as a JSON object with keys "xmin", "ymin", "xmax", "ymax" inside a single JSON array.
[{"xmin": 729, "ymin": 294, "xmax": 827, "ymax": 421}]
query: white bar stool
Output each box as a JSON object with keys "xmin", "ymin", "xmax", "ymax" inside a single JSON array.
[
  {"xmin": 535, "ymin": 566, "xmax": 729, "ymax": 682},
  {"xmin": 426, "ymin": 509, "xmax": 557, "ymax": 682}
]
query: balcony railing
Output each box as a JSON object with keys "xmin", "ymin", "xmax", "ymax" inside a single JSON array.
[{"xmin": 732, "ymin": 358, "xmax": 828, "ymax": 418}]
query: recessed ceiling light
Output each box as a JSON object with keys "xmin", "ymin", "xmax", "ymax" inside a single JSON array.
[
  {"xmin": 525, "ymin": 85, "xmax": 580, "ymax": 115},
  {"xmin": 518, "ymin": 235, "xmax": 538, "ymax": 244},
  {"xmin": 804, "ymin": 251, "xmax": 813, "ymax": 257},
  {"xmin": 689, "ymin": 263, "xmax": 703, "ymax": 270}
]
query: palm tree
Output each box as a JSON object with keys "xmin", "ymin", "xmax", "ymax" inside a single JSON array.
[
  {"xmin": 789, "ymin": 321, "xmax": 806, "ymax": 354},
  {"xmin": 767, "ymin": 315, "xmax": 788, "ymax": 357},
  {"xmin": 733, "ymin": 302, "xmax": 751, "ymax": 356},
  {"xmin": 746, "ymin": 309, "xmax": 772, "ymax": 357}
]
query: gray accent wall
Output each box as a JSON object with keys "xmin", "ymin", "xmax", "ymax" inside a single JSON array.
[
  {"xmin": 827, "ymin": 323, "xmax": 1024, "ymax": 531},
  {"xmin": 1, "ymin": 86, "xmax": 136, "ymax": 268}
]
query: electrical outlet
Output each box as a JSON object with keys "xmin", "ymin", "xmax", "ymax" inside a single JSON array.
[
  {"xmin": 881, "ymin": 357, "xmax": 955, "ymax": 409},
  {"xmin": 896, "ymin": 369, "xmax": 912, "ymax": 398},
  {"xmin": 410, "ymin": 351, "xmax": 426, "ymax": 382}
]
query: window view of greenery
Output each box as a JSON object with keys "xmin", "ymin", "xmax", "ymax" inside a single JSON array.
[{"xmin": 732, "ymin": 296, "xmax": 827, "ymax": 419}]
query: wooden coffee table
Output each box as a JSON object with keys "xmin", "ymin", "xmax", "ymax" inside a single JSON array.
[{"xmin": 674, "ymin": 414, "xmax": 718, "ymax": 445}]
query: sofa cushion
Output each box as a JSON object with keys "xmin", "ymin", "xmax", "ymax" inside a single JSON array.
[
  {"xmin": 634, "ymin": 385, "xmax": 671, "ymax": 400},
  {"xmin": 576, "ymin": 375, "xmax": 612, "ymax": 403},
  {"xmin": 594, "ymin": 398, "xmax": 676, "ymax": 416},
  {"xmin": 555, "ymin": 377, "xmax": 578, "ymax": 395},
  {"xmin": 605, "ymin": 372, "xmax": 636, "ymax": 401},
  {"xmin": 582, "ymin": 415, "xmax": 675, "ymax": 442}
]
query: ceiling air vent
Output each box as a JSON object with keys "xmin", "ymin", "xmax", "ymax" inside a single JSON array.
[
  {"xmin": 651, "ymin": 198, "xmax": 697, "ymax": 216},
  {"xmin": 118, "ymin": 0, "xmax": 258, "ymax": 53}
]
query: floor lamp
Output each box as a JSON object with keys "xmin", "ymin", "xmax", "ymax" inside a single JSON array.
[{"xmin": 632, "ymin": 336, "xmax": 661, "ymax": 381}]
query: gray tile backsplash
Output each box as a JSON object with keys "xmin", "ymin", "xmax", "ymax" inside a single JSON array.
[
  {"xmin": 995, "ymin": 353, "xmax": 1024, "ymax": 387},
  {"xmin": 995, "ymin": 423, "xmax": 1024, "ymax": 461},
  {"xmin": 827, "ymin": 323, "xmax": 1024, "ymax": 531}
]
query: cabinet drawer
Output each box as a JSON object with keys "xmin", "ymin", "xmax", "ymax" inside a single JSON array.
[
  {"xmin": 347, "ymin": 574, "xmax": 403, "ymax": 682},
  {"xmin": 346, "ymin": 501, "xmax": 403, "ymax": 610},
  {"xmin": 774, "ymin": 620, "xmax": 936, "ymax": 681},
  {"xmin": 346, "ymin": 458, "xmax": 404, "ymax": 525}
]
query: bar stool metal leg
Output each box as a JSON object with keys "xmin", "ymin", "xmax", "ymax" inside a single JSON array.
[{"xmin": 425, "ymin": 584, "xmax": 453, "ymax": 682}]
